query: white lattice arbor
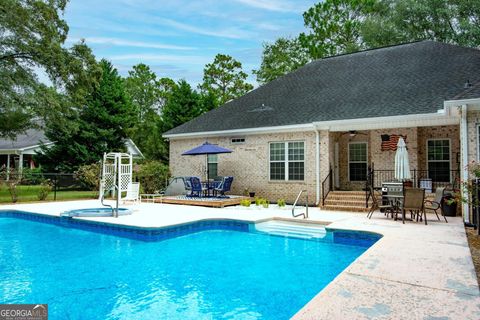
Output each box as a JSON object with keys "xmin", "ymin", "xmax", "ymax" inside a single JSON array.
[{"xmin": 99, "ymin": 152, "xmax": 133, "ymax": 200}]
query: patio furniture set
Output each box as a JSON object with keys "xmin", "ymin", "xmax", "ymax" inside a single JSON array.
[
  {"xmin": 367, "ymin": 185, "xmax": 450, "ymax": 225},
  {"xmin": 184, "ymin": 176, "xmax": 234, "ymax": 198}
]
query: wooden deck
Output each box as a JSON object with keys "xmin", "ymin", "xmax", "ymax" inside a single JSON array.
[{"xmin": 159, "ymin": 195, "xmax": 250, "ymax": 208}]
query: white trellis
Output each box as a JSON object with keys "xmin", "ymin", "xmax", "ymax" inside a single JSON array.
[{"xmin": 99, "ymin": 152, "xmax": 133, "ymax": 200}]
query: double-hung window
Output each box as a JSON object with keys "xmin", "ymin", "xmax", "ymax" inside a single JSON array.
[
  {"xmin": 207, "ymin": 154, "xmax": 218, "ymax": 180},
  {"xmin": 427, "ymin": 139, "xmax": 450, "ymax": 182},
  {"xmin": 269, "ymin": 141, "xmax": 305, "ymax": 181},
  {"xmin": 349, "ymin": 142, "xmax": 367, "ymax": 181}
]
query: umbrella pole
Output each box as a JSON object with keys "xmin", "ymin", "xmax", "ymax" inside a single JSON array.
[{"xmin": 206, "ymin": 154, "xmax": 209, "ymax": 181}]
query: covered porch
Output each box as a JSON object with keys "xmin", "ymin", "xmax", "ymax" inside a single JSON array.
[{"xmin": 324, "ymin": 125, "xmax": 460, "ymax": 192}]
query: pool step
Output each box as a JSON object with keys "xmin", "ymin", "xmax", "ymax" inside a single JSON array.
[{"xmin": 254, "ymin": 221, "xmax": 327, "ymax": 239}]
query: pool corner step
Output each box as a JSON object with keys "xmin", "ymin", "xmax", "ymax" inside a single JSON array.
[{"xmin": 253, "ymin": 221, "xmax": 327, "ymax": 239}]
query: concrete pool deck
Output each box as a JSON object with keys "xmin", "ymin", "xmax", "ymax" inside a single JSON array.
[{"xmin": 1, "ymin": 200, "xmax": 479, "ymax": 319}]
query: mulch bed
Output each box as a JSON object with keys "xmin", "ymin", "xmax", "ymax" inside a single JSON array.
[{"xmin": 466, "ymin": 226, "xmax": 480, "ymax": 286}]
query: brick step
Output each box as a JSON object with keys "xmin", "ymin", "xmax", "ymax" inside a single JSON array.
[
  {"xmin": 328, "ymin": 191, "xmax": 366, "ymax": 196},
  {"xmin": 320, "ymin": 205, "xmax": 370, "ymax": 212},
  {"xmin": 324, "ymin": 199, "xmax": 373, "ymax": 206},
  {"xmin": 327, "ymin": 195, "xmax": 377, "ymax": 201}
]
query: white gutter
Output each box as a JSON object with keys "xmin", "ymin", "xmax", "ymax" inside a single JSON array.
[
  {"xmin": 312, "ymin": 110, "xmax": 459, "ymax": 131},
  {"xmin": 315, "ymin": 129, "xmax": 320, "ymax": 205},
  {"xmin": 164, "ymin": 123, "xmax": 315, "ymax": 139},
  {"xmin": 165, "ymin": 108, "xmax": 458, "ymax": 140},
  {"xmin": 460, "ymin": 104, "xmax": 470, "ymax": 223}
]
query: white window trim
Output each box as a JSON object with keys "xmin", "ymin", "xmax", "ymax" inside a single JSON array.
[
  {"xmin": 207, "ymin": 154, "xmax": 218, "ymax": 179},
  {"xmin": 348, "ymin": 142, "xmax": 368, "ymax": 182},
  {"xmin": 268, "ymin": 141, "xmax": 305, "ymax": 181},
  {"xmin": 477, "ymin": 124, "xmax": 480, "ymax": 162},
  {"xmin": 426, "ymin": 138, "xmax": 451, "ymax": 183}
]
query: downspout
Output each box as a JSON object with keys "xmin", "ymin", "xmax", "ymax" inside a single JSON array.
[
  {"xmin": 460, "ymin": 104, "xmax": 470, "ymax": 223},
  {"xmin": 315, "ymin": 129, "xmax": 320, "ymax": 205}
]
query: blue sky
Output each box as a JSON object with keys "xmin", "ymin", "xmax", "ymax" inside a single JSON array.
[{"xmin": 64, "ymin": 0, "xmax": 317, "ymax": 86}]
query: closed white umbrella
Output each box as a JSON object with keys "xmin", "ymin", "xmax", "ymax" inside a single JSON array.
[{"xmin": 394, "ymin": 137, "xmax": 411, "ymax": 181}]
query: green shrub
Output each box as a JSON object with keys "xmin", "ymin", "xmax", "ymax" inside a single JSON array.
[
  {"xmin": 6, "ymin": 180, "xmax": 19, "ymax": 203},
  {"xmin": 135, "ymin": 161, "xmax": 170, "ymax": 194},
  {"xmin": 37, "ymin": 180, "xmax": 53, "ymax": 200},
  {"xmin": 75, "ymin": 163, "xmax": 101, "ymax": 191},
  {"xmin": 262, "ymin": 199, "xmax": 269, "ymax": 208},
  {"xmin": 20, "ymin": 168, "xmax": 44, "ymax": 185},
  {"xmin": 255, "ymin": 197, "xmax": 262, "ymax": 206},
  {"xmin": 277, "ymin": 199, "xmax": 286, "ymax": 207},
  {"xmin": 240, "ymin": 199, "xmax": 251, "ymax": 207}
]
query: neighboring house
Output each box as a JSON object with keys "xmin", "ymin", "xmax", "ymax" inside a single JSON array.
[
  {"xmin": 163, "ymin": 41, "xmax": 480, "ymax": 220},
  {"xmin": 0, "ymin": 128, "xmax": 143, "ymax": 171}
]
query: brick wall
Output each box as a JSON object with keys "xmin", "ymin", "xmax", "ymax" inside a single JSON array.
[{"xmin": 169, "ymin": 131, "xmax": 328, "ymax": 204}]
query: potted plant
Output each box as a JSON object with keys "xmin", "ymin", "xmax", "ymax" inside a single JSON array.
[
  {"xmin": 442, "ymin": 192, "xmax": 458, "ymax": 217},
  {"xmin": 249, "ymin": 191, "xmax": 256, "ymax": 198}
]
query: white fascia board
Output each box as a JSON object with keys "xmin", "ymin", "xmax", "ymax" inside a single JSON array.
[
  {"xmin": 313, "ymin": 111, "xmax": 459, "ymax": 132},
  {"xmin": 18, "ymin": 142, "xmax": 54, "ymax": 155},
  {"xmin": 163, "ymin": 123, "xmax": 315, "ymax": 139},
  {"xmin": 444, "ymin": 98, "xmax": 480, "ymax": 109},
  {"xmin": 164, "ymin": 109, "xmax": 459, "ymax": 140},
  {"xmin": 0, "ymin": 150, "xmax": 20, "ymax": 155}
]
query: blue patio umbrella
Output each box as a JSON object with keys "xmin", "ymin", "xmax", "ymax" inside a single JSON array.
[{"xmin": 182, "ymin": 142, "xmax": 232, "ymax": 180}]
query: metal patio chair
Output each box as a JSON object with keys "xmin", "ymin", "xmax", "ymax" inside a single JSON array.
[
  {"xmin": 424, "ymin": 187, "xmax": 448, "ymax": 223},
  {"xmin": 367, "ymin": 186, "xmax": 395, "ymax": 219},
  {"xmin": 397, "ymin": 188, "xmax": 426, "ymax": 224}
]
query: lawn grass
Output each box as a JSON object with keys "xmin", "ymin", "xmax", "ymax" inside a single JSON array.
[{"xmin": 0, "ymin": 185, "xmax": 97, "ymax": 203}]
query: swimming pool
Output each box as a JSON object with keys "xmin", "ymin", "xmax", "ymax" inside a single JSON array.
[{"xmin": 0, "ymin": 211, "xmax": 380, "ymax": 319}]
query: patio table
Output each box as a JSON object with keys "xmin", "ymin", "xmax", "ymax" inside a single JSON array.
[
  {"xmin": 383, "ymin": 194, "xmax": 404, "ymax": 219},
  {"xmin": 201, "ymin": 181, "xmax": 221, "ymax": 197}
]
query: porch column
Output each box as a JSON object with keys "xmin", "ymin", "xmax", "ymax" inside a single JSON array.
[
  {"xmin": 18, "ymin": 153, "xmax": 23, "ymax": 173},
  {"xmin": 6, "ymin": 154, "xmax": 10, "ymax": 181},
  {"xmin": 460, "ymin": 104, "xmax": 470, "ymax": 223}
]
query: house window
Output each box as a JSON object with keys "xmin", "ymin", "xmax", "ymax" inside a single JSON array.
[
  {"xmin": 231, "ymin": 138, "xmax": 245, "ymax": 144},
  {"xmin": 269, "ymin": 141, "xmax": 304, "ymax": 181},
  {"xmin": 349, "ymin": 142, "xmax": 367, "ymax": 181},
  {"xmin": 207, "ymin": 154, "xmax": 218, "ymax": 179},
  {"xmin": 427, "ymin": 139, "xmax": 450, "ymax": 182}
]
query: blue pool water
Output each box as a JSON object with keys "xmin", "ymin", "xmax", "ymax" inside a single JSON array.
[{"xmin": 0, "ymin": 216, "xmax": 378, "ymax": 319}]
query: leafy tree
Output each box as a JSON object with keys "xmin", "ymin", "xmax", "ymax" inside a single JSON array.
[
  {"xmin": 161, "ymin": 80, "xmax": 204, "ymax": 133},
  {"xmin": 299, "ymin": 0, "xmax": 376, "ymax": 59},
  {"xmin": 199, "ymin": 54, "xmax": 253, "ymax": 105},
  {"xmin": 361, "ymin": 0, "xmax": 480, "ymax": 48},
  {"xmin": 124, "ymin": 63, "xmax": 163, "ymax": 122},
  {"xmin": 253, "ymin": 37, "xmax": 311, "ymax": 84},
  {"xmin": 0, "ymin": 0, "xmax": 100, "ymax": 138},
  {"xmin": 38, "ymin": 60, "xmax": 135, "ymax": 172}
]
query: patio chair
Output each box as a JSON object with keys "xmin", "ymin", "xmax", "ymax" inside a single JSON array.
[
  {"xmin": 122, "ymin": 182, "xmax": 140, "ymax": 204},
  {"xmin": 397, "ymin": 188, "xmax": 426, "ymax": 224},
  {"xmin": 213, "ymin": 176, "xmax": 233, "ymax": 198},
  {"xmin": 366, "ymin": 186, "xmax": 395, "ymax": 219},
  {"xmin": 187, "ymin": 176, "xmax": 206, "ymax": 197},
  {"xmin": 424, "ymin": 187, "xmax": 448, "ymax": 223}
]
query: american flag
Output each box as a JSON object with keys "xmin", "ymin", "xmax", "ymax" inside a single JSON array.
[{"xmin": 381, "ymin": 134, "xmax": 406, "ymax": 151}]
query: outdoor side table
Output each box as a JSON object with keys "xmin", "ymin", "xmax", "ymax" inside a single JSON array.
[{"xmin": 140, "ymin": 194, "xmax": 164, "ymax": 203}]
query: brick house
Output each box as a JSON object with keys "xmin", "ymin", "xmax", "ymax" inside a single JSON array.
[{"xmin": 164, "ymin": 41, "xmax": 480, "ymax": 221}]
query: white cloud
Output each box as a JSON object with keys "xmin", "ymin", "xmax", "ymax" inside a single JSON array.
[
  {"xmin": 232, "ymin": 0, "xmax": 302, "ymax": 13},
  {"xmin": 108, "ymin": 53, "xmax": 210, "ymax": 65},
  {"xmin": 157, "ymin": 18, "xmax": 253, "ymax": 40},
  {"xmin": 67, "ymin": 37, "xmax": 195, "ymax": 51}
]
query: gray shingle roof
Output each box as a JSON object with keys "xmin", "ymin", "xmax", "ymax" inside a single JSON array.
[
  {"xmin": 0, "ymin": 129, "xmax": 50, "ymax": 150},
  {"xmin": 165, "ymin": 41, "xmax": 480, "ymax": 136},
  {"xmin": 452, "ymin": 81, "xmax": 480, "ymax": 100}
]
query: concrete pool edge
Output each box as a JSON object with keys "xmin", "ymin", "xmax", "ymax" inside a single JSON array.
[{"xmin": 1, "ymin": 200, "xmax": 479, "ymax": 319}]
